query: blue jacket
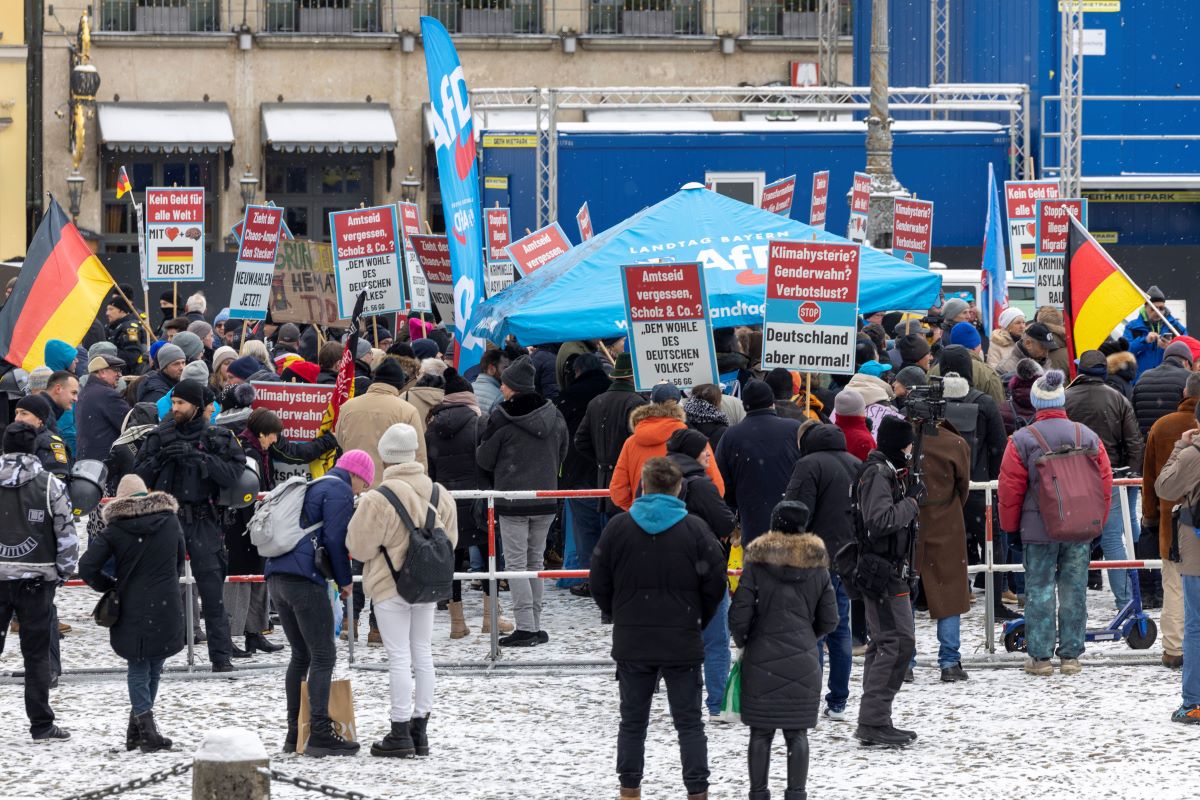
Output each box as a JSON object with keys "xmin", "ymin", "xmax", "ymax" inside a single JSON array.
[
  {"xmin": 1125, "ymin": 309, "xmax": 1187, "ymax": 378},
  {"xmin": 264, "ymin": 467, "xmax": 355, "ymax": 588}
]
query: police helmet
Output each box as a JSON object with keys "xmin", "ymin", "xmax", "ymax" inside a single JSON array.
[
  {"xmin": 0, "ymin": 367, "xmax": 29, "ymax": 400},
  {"xmin": 218, "ymin": 458, "xmax": 261, "ymax": 509},
  {"xmin": 69, "ymin": 459, "xmax": 109, "ymax": 517}
]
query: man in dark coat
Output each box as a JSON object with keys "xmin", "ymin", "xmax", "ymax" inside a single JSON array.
[
  {"xmin": 75, "ymin": 355, "xmax": 131, "ymax": 462},
  {"xmin": 590, "ymin": 457, "xmax": 727, "ymax": 800},
  {"xmin": 574, "ymin": 353, "xmax": 648, "ymax": 516},
  {"xmin": 1132, "ymin": 339, "xmax": 1193, "ymax": 437},
  {"xmin": 135, "ymin": 343, "xmax": 186, "ymax": 405},
  {"xmin": 715, "ymin": 380, "xmax": 802, "ymax": 547}
]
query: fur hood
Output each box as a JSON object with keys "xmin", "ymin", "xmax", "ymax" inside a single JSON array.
[
  {"xmin": 102, "ymin": 491, "xmax": 179, "ymax": 524},
  {"xmin": 990, "ymin": 328, "xmax": 1016, "ymax": 348},
  {"xmin": 629, "ymin": 401, "xmax": 685, "ymax": 432},
  {"xmin": 1108, "ymin": 350, "xmax": 1137, "ymax": 376},
  {"xmin": 1036, "ymin": 305, "xmax": 1066, "ymax": 336},
  {"xmin": 744, "ymin": 531, "xmax": 828, "ymax": 569}
]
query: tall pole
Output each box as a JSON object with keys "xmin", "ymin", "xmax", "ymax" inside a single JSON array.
[{"xmin": 865, "ymin": 0, "xmax": 908, "ymax": 250}]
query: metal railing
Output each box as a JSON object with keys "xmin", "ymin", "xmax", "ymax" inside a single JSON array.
[
  {"xmin": 587, "ymin": 0, "xmax": 705, "ymax": 36},
  {"xmin": 260, "ymin": 0, "xmax": 392, "ymax": 34},
  {"xmin": 744, "ymin": 0, "xmax": 850, "ymax": 38},
  {"xmin": 425, "ymin": 0, "xmax": 545, "ymax": 35},
  {"xmin": 97, "ymin": 0, "xmax": 229, "ymax": 33}
]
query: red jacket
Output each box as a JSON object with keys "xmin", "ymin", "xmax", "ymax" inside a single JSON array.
[{"xmin": 834, "ymin": 415, "xmax": 876, "ymax": 462}]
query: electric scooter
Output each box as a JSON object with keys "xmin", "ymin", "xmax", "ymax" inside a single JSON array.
[{"xmin": 1002, "ymin": 569, "xmax": 1157, "ymax": 652}]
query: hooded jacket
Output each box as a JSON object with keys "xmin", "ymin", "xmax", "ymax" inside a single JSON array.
[
  {"xmin": 471, "ymin": 373, "xmax": 503, "ymax": 417},
  {"xmin": 784, "ymin": 424, "xmax": 862, "ymax": 557},
  {"xmin": 476, "ymin": 392, "xmax": 569, "ymax": 515},
  {"xmin": 1001, "ymin": 372, "xmax": 1038, "ymax": 435},
  {"xmin": 840, "ymin": 372, "xmax": 904, "ymax": 434},
  {"xmin": 264, "ymin": 467, "xmax": 356, "ymax": 588},
  {"xmin": 856, "ymin": 449, "xmax": 919, "ymax": 584},
  {"xmin": 715, "ymin": 408, "xmax": 802, "ymax": 545},
  {"xmin": 728, "ymin": 532, "xmax": 838, "ymax": 730},
  {"xmin": 79, "ymin": 491, "xmax": 185, "ymax": 661},
  {"xmin": 0, "ymin": 454, "xmax": 76, "ymax": 582},
  {"xmin": 1105, "ymin": 351, "xmax": 1137, "ymax": 401},
  {"xmin": 1132, "ymin": 355, "xmax": 1192, "ymax": 437},
  {"xmin": 1151, "ymin": 438, "xmax": 1200, "ymax": 577},
  {"xmin": 401, "ymin": 384, "xmax": 445, "ymax": 427},
  {"xmin": 930, "ymin": 350, "xmax": 1005, "ymax": 408},
  {"xmin": 589, "ymin": 494, "xmax": 727, "ymax": 665},
  {"xmin": 335, "ymin": 382, "xmax": 428, "ymax": 484},
  {"xmin": 833, "ymin": 414, "xmax": 875, "ymax": 461},
  {"xmin": 1065, "ymin": 374, "xmax": 1144, "ymax": 471},
  {"xmin": 135, "ymin": 368, "xmax": 177, "ymax": 405},
  {"xmin": 609, "ymin": 403, "xmax": 723, "ymax": 511},
  {"xmin": 666, "ymin": 451, "xmax": 737, "ymax": 543},
  {"xmin": 426, "ymin": 399, "xmax": 485, "ymax": 549}
]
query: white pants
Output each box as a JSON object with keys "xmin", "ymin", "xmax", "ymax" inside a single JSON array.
[{"xmin": 374, "ymin": 595, "xmax": 436, "ymax": 723}]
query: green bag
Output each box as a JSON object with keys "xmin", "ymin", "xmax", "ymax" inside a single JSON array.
[{"xmin": 719, "ymin": 656, "xmax": 742, "ymax": 724}]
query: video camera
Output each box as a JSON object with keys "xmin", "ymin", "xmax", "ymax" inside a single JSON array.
[{"xmin": 904, "ymin": 376, "xmax": 945, "ymax": 436}]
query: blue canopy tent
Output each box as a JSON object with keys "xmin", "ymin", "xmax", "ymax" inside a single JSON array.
[{"xmin": 469, "ymin": 184, "xmax": 943, "ymax": 346}]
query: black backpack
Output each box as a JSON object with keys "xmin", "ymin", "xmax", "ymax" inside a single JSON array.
[
  {"xmin": 832, "ymin": 463, "xmax": 900, "ymax": 602},
  {"xmin": 376, "ymin": 484, "xmax": 455, "ymax": 604},
  {"xmin": 944, "ymin": 390, "xmax": 985, "ymax": 470}
]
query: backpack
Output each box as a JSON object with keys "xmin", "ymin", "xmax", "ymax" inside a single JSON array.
[
  {"xmin": 1025, "ymin": 423, "xmax": 1107, "ymax": 542},
  {"xmin": 944, "ymin": 391, "xmax": 982, "ymax": 455},
  {"xmin": 249, "ymin": 475, "xmax": 332, "ymax": 558},
  {"xmin": 831, "ymin": 463, "xmax": 900, "ymax": 602},
  {"xmin": 376, "ymin": 484, "xmax": 455, "ymax": 604}
]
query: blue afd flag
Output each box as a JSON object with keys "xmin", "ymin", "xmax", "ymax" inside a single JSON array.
[
  {"xmin": 421, "ymin": 16, "xmax": 487, "ymax": 370},
  {"xmin": 980, "ymin": 163, "xmax": 1008, "ymax": 334}
]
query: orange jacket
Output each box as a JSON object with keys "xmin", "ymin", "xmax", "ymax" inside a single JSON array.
[{"xmin": 609, "ymin": 403, "xmax": 724, "ymax": 511}]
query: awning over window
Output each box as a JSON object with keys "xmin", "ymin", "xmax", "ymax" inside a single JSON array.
[
  {"xmin": 97, "ymin": 102, "xmax": 235, "ymax": 154},
  {"xmin": 262, "ymin": 103, "xmax": 397, "ymax": 154}
]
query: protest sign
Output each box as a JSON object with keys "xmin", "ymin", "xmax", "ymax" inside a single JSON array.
[
  {"xmin": 1005, "ymin": 180, "xmax": 1059, "ymax": 279},
  {"xmin": 270, "ymin": 239, "xmax": 347, "ymax": 327},
  {"xmin": 847, "ymin": 172, "xmax": 870, "ymax": 243},
  {"xmin": 485, "ymin": 261, "xmax": 515, "ymax": 298},
  {"xmin": 577, "ymin": 202, "xmax": 594, "ymax": 241},
  {"xmin": 145, "ymin": 187, "xmax": 205, "ymax": 281},
  {"xmin": 231, "ymin": 201, "xmax": 293, "ymax": 246},
  {"xmin": 891, "ymin": 198, "xmax": 934, "ymax": 268},
  {"xmin": 809, "ymin": 170, "xmax": 829, "ymax": 230},
  {"xmin": 1035, "ymin": 198, "xmax": 1088, "ymax": 308},
  {"xmin": 762, "ymin": 241, "xmax": 860, "ymax": 375},
  {"xmin": 760, "ymin": 175, "xmax": 797, "ymax": 217},
  {"xmin": 410, "ymin": 234, "xmax": 456, "ymax": 324},
  {"xmin": 397, "ymin": 201, "xmax": 432, "ymax": 314},
  {"xmin": 621, "ymin": 262, "xmax": 718, "ymax": 391},
  {"xmin": 485, "ymin": 207, "xmax": 512, "ymax": 261},
  {"xmin": 329, "ymin": 204, "xmax": 405, "ymax": 318},
  {"xmin": 506, "ymin": 222, "xmax": 572, "ymax": 276},
  {"xmin": 251, "ymin": 381, "xmax": 336, "ymax": 484},
  {"xmin": 228, "ymin": 205, "xmax": 284, "ymax": 321}
]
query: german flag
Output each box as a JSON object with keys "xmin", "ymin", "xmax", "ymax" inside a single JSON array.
[
  {"xmin": 1062, "ymin": 215, "xmax": 1145, "ymax": 360},
  {"xmin": 157, "ymin": 246, "xmax": 194, "ymax": 264},
  {"xmin": 0, "ymin": 198, "xmax": 115, "ymax": 371},
  {"xmin": 115, "ymin": 166, "xmax": 133, "ymax": 200}
]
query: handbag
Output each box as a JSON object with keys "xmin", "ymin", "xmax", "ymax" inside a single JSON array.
[
  {"xmin": 311, "ymin": 533, "xmax": 336, "ymax": 581},
  {"xmin": 92, "ymin": 538, "xmax": 150, "ymax": 628}
]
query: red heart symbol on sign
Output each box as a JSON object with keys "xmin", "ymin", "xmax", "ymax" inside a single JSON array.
[
  {"xmin": 166, "ymin": 227, "xmax": 180, "ymax": 241},
  {"xmin": 798, "ymin": 302, "xmax": 821, "ymax": 324},
  {"xmin": 1026, "ymin": 222, "xmax": 1036, "ymax": 237}
]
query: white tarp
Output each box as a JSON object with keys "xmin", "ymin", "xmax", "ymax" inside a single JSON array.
[
  {"xmin": 97, "ymin": 102, "xmax": 234, "ymax": 153},
  {"xmin": 262, "ymin": 103, "xmax": 397, "ymax": 154}
]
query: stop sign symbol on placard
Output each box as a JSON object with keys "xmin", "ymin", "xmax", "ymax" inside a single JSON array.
[{"xmin": 798, "ymin": 302, "xmax": 821, "ymax": 324}]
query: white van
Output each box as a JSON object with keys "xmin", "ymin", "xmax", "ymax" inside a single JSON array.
[{"xmin": 929, "ymin": 265, "xmax": 1037, "ymax": 321}]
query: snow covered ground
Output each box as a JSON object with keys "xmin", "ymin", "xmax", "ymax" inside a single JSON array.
[{"xmin": 0, "ymin": 575, "xmax": 1191, "ymax": 800}]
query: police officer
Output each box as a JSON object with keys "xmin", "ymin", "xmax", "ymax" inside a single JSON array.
[
  {"xmin": 13, "ymin": 395, "xmax": 71, "ymax": 478},
  {"xmin": 104, "ymin": 290, "xmax": 148, "ymax": 375},
  {"xmin": 134, "ymin": 379, "xmax": 247, "ymax": 672},
  {"xmin": 0, "ymin": 422, "xmax": 77, "ymax": 741}
]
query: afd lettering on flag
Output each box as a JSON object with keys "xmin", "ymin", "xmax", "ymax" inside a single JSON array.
[
  {"xmin": 145, "ymin": 187, "xmax": 205, "ymax": 281},
  {"xmin": 577, "ymin": 202, "xmax": 594, "ymax": 241},
  {"xmin": 847, "ymin": 173, "xmax": 870, "ymax": 244},
  {"xmin": 228, "ymin": 205, "xmax": 285, "ymax": 321},
  {"xmin": 809, "ymin": 170, "xmax": 829, "ymax": 230},
  {"xmin": 410, "ymin": 233, "xmax": 456, "ymax": 323},
  {"xmin": 621, "ymin": 262, "xmax": 718, "ymax": 391},
  {"xmin": 329, "ymin": 204, "xmax": 405, "ymax": 318},
  {"xmin": 891, "ymin": 198, "xmax": 934, "ymax": 268},
  {"xmin": 1004, "ymin": 180, "xmax": 1058, "ymax": 279},
  {"xmin": 760, "ymin": 176, "xmax": 797, "ymax": 217},
  {"xmin": 422, "ymin": 16, "xmax": 486, "ymax": 369},
  {"xmin": 485, "ymin": 207, "xmax": 512, "ymax": 261},
  {"xmin": 1034, "ymin": 198, "xmax": 1088, "ymax": 309},
  {"xmin": 762, "ymin": 241, "xmax": 860, "ymax": 375},
  {"xmin": 506, "ymin": 222, "xmax": 572, "ymax": 276}
]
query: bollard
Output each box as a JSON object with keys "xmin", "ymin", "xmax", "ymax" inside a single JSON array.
[{"xmin": 192, "ymin": 727, "xmax": 271, "ymax": 800}]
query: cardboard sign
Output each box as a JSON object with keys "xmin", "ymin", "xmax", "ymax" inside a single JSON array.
[
  {"xmin": 485, "ymin": 261, "xmax": 515, "ymax": 298},
  {"xmin": 762, "ymin": 241, "xmax": 860, "ymax": 375},
  {"xmin": 329, "ymin": 204, "xmax": 405, "ymax": 318},
  {"xmin": 485, "ymin": 207, "xmax": 512, "ymax": 261},
  {"xmin": 760, "ymin": 175, "xmax": 797, "ymax": 217},
  {"xmin": 145, "ymin": 187, "xmax": 205, "ymax": 281},
  {"xmin": 270, "ymin": 239, "xmax": 347, "ymax": 328},
  {"xmin": 409, "ymin": 234, "xmax": 456, "ymax": 324},
  {"xmin": 847, "ymin": 173, "xmax": 870, "ymax": 244},
  {"xmin": 250, "ymin": 382, "xmax": 335, "ymax": 441},
  {"xmin": 621, "ymin": 262, "xmax": 718, "ymax": 391},
  {"xmin": 396, "ymin": 202, "xmax": 431, "ymax": 314},
  {"xmin": 809, "ymin": 170, "xmax": 829, "ymax": 230},
  {"xmin": 891, "ymin": 198, "xmax": 934, "ymax": 268},
  {"xmin": 505, "ymin": 222, "xmax": 572, "ymax": 276},
  {"xmin": 228, "ymin": 205, "xmax": 285, "ymax": 321},
  {"xmin": 1004, "ymin": 180, "xmax": 1059, "ymax": 279},
  {"xmin": 1034, "ymin": 198, "xmax": 1088, "ymax": 308},
  {"xmin": 577, "ymin": 202, "xmax": 594, "ymax": 241}
]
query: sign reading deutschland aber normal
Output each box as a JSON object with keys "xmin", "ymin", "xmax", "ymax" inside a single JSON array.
[{"xmin": 762, "ymin": 241, "xmax": 861, "ymax": 375}]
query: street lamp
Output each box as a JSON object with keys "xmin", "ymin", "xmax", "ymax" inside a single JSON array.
[
  {"xmin": 66, "ymin": 169, "xmax": 85, "ymax": 219},
  {"xmin": 400, "ymin": 166, "xmax": 421, "ymax": 203},
  {"xmin": 239, "ymin": 166, "xmax": 259, "ymax": 210}
]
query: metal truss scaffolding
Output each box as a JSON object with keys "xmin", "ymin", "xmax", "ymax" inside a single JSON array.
[{"xmin": 1059, "ymin": 0, "xmax": 1085, "ymax": 198}]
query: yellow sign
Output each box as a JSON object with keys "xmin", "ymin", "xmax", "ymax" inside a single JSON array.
[
  {"xmin": 482, "ymin": 134, "xmax": 537, "ymax": 149},
  {"xmin": 484, "ymin": 176, "xmax": 509, "ymax": 190},
  {"xmin": 1058, "ymin": 1, "xmax": 1120, "ymax": 10},
  {"xmin": 1083, "ymin": 190, "xmax": 1200, "ymax": 203},
  {"xmin": 1092, "ymin": 231, "xmax": 1119, "ymax": 244}
]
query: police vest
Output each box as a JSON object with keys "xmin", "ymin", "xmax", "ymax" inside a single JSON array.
[{"xmin": 0, "ymin": 473, "xmax": 56, "ymax": 569}]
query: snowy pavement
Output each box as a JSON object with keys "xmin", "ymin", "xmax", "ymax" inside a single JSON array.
[{"xmin": 0, "ymin": 576, "xmax": 1191, "ymax": 800}]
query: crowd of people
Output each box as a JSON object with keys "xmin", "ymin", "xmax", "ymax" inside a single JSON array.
[{"xmin": 0, "ymin": 282, "xmax": 1197, "ymax": 799}]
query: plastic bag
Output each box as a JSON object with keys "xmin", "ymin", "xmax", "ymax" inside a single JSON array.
[
  {"xmin": 719, "ymin": 656, "xmax": 742, "ymax": 724},
  {"xmin": 329, "ymin": 581, "xmax": 344, "ymax": 639},
  {"xmin": 727, "ymin": 542, "xmax": 743, "ymax": 594}
]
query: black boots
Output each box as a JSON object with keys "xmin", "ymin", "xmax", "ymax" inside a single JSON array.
[
  {"xmin": 246, "ymin": 632, "xmax": 284, "ymax": 654},
  {"xmin": 854, "ymin": 724, "xmax": 915, "ymax": 748},
  {"xmin": 305, "ymin": 720, "xmax": 360, "ymax": 758},
  {"xmin": 125, "ymin": 712, "xmax": 139, "ymax": 752},
  {"xmin": 230, "ymin": 644, "xmax": 253, "ymax": 659},
  {"xmin": 410, "ymin": 714, "xmax": 430, "ymax": 756},
  {"xmin": 133, "ymin": 711, "xmax": 172, "ymax": 753},
  {"xmin": 283, "ymin": 720, "xmax": 298, "ymax": 754},
  {"xmin": 370, "ymin": 721, "xmax": 416, "ymax": 758}
]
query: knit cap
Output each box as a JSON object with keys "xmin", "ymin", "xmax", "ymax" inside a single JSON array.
[
  {"xmin": 894, "ymin": 366, "xmax": 928, "ymax": 390},
  {"xmin": 173, "ymin": 379, "xmax": 207, "ymax": 408},
  {"xmin": 1030, "ymin": 369, "xmax": 1067, "ymax": 410},
  {"xmin": 115, "ymin": 474, "xmax": 148, "ymax": 499},
  {"xmin": 172, "ymin": 331, "xmax": 204, "ymax": 362},
  {"xmin": 412, "ymin": 338, "xmax": 440, "ymax": 361},
  {"xmin": 941, "ymin": 297, "xmax": 970, "ymax": 323},
  {"xmin": 770, "ymin": 501, "xmax": 811, "ymax": 536},
  {"xmin": 666, "ymin": 428, "xmax": 708, "ymax": 460},
  {"xmin": 998, "ymin": 307, "xmax": 1025, "ymax": 330},
  {"xmin": 501, "ymin": 355, "xmax": 536, "ymax": 394},
  {"xmin": 228, "ymin": 356, "xmax": 261, "ymax": 381},
  {"xmin": 156, "ymin": 343, "xmax": 186, "ymax": 369},
  {"xmin": 212, "ymin": 346, "xmax": 238, "ymax": 373},
  {"xmin": 379, "ymin": 423, "xmax": 419, "ymax": 465},
  {"xmin": 181, "ymin": 361, "xmax": 210, "ymax": 383},
  {"xmin": 336, "ymin": 449, "xmax": 376, "ymax": 486},
  {"xmin": 949, "ymin": 321, "xmax": 981, "ymax": 350},
  {"xmin": 834, "ymin": 388, "xmax": 865, "ymax": 417}
]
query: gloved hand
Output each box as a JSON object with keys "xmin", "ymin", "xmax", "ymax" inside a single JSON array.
[
  {"xmin": 906, "ymin": 481, "xmax": 927, "ymax": 504},
  {"xmin": 159, "ymin": 441, "xmax": 194, "ymax": 461}
]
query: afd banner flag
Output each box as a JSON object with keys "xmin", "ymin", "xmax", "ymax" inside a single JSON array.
[{"xmin": 421, "ymin": 16, "xmax": 486, "ymax": 370}]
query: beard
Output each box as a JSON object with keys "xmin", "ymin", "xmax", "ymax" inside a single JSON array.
[{"xmin": 172, "ymin": 407, "xmax": 197, "ymax": 424}]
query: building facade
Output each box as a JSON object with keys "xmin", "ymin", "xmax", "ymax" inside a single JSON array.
[{"xmin": 1, "ymin": 3, "xmax": 27, "ymax": 259}]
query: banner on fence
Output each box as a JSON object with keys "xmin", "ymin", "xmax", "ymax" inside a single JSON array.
[
  {"xmin": 762, "ymin": 241, "xmax": 860, "ymax": 375},
  {"xmin": 145, "ymin": 187, "xmax": 205, "ymax": 281},
  {"xmin": 621, "ymin": 262, "xmax": 718, "ymax": 391}
]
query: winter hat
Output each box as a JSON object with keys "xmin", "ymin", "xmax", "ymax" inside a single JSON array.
[
  {"xmin": 15, "ymin": 394, "xmax": 51, "ymax": 423},
  {"xmin": 212, "ymin": 346, "xmax": 238, "ymax": 373},
  {"xmin": 281, "ymin": 361, "xmax": 320, "ymax": 384},
  {"xmin": 412, "ymin": 338, "xmax": 440, "ymax": 360},
  {"xmin": 666, "ymin": 428, "xmax": 709, "ymax": 460},
  {"xmin": 87, "ymin": 341, "xmax": 119, "ymax": 363},
  {"xmin": 1024, "ymin": 322, "xmax": 1059, "ymax": 351},
  {"xmin": 1148, "ymin": 285, "xmax": 1166, "ymax": 302},
  {"xmin": 44, "ymin": 339, "xmax": 77, "ymax": 371},
  {"xmin": 156, "ymin": 342, "xmax": 185, "ymax": 369},
  {"xmin": 148, "ymin": 340, "xmax": 166, "ymax": 365},
  {"xmin": 770, "ymin": 500, "xmax": 811, "ymax": 535},
  {"xmin": 106, "ymin": 291, "xmax": 133, "ymax": 314},
  {"xmin": 387, "ymin": 341, "xmax": 416, "ymax": 359},
  {"xmin": 373, "ymin": 359, "xmax": 408, "ymax": 389},
  {"xmin": 764, "ymin": 368, "xmax": 794, "ymax": 399},
  {"xmin": 894, "ymin": 366, "xmax": 928, "ymax": 390},
  {"xmin": 213, "ymin": 308, "xmax": 231, "ymax": 327},
  {"xmin": 942, "ymin": 372, "xmax": 971, "ymax": 400},
  {"xmin": 501, "ymin": 355, "xmax": 536, "ymax": 394},
  {"xmin": 1030, "ymin": 369, "xmax": 1067, "ymax": 410},
  {"xmin": 941, "ymin": 297, "xmax": 970, "ymax": 323},
  {"xmin": 1077, "ymin": 349, "xmax": 1108, "ymax": 377},
  {"xmin": 26, "ymin": 366, "xmax": 53, "ymax": 393},
  {"xmin": 858, "ymin": 360, "xmax": 892, "ymax": 379},
  {"xmin": 336, "ymin": 449, "xmax": 376, "ymax": 486},
  {"xmin": 172, "ymin": 331, "xmax": 204, "ymax": 362},
  {"xmin": 650, "ymin": 383, "xmax": 682, "ymax": 404},
  {"xmin": 379, "ymin": 423, "xmax": 419, "ymax": 465},
  {"xmin": 277, "ymin": 323, "xmax": 301, "ymax": 344},
  {"xmin": 897, "ymin": 333, "xmax": 931, "ymax": 364},
  {"xmin": 181, "ymin": 361, "xmax": 210, "ymax": 383},
  {"xmin": 610, "ymin": 353, "xmax": 635, "ymax": 379},
  {"xmin": 228, "ymin": 356, "xmax": 261, "ymax": 381},
  {"xmin": 442, "ymin": 368, "xmax": 472, "ymax": 395},
  {"xmin": 353, "ymin": 338, "xmax": 371, "ymax": 360},
  {"xmin": 998, "ymin": 307, "xmax": 1025, "ymax": 330},
  {"xmin": 939, "ymin": 345, "xmax": 975, "ymax": 388},
  {"xmin": 428, "ymin": 328, "xmax": 453, "ymax": 356},
  {"xmin": 1016, "ymin": 358, "xmax": 1044, "ymax": 382},
  {"xmin": 834, "ymin": 388, "xmax": 866, "ymax": 417},
  {"xmin": 222, "ymin": 383, "xmax": 256, "ymax": 410},
  {"xmin": 188, "ymin": 320, "xmax": 213, "ymax": 340},
  {"xmin": 115, "ymin": 473, "xmax": 148, "ymax": 499},
  {"xmin": 1165, "ymin": 338, "xmax": 1197, "ymax": 366},
  {"xmin": 409, "ymin": 317, "xmax": 435, "ymax": 341},
  {"xmin": 173, "ymin": 379, "xmax": 207, "ymax": 408},
  {"xmin": 741, "ymin": 379, "xmax": 775, "ymax": 412},
  {"xmin": 949, "ymin": 321, "xmax": 982, "ymax": 350},
  {"xmin": 876, "ymin": 415, "xmax": 915, "ymax": 457},
  {"xmin": 2, "ymin": 422, "xmax": 39, "ymax": 455}
]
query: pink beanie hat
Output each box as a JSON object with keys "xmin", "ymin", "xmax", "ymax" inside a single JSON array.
[
  {"xmin": 409, "ymin": 317, "xmax": 435, "ymax": 342},
  {"xmin": 336, "ymin": 449, "xmax": 375, "ymax": 485}
]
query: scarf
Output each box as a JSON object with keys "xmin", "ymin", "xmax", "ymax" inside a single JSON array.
[
  {"xmin": 684, "ymin": 396, "xmax": 728, "ymax": 426},
  {"xmin": 443, "ymin": 391, "xmax": 481, "ymax": 416}
]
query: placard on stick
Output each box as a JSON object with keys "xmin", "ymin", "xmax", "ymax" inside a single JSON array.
[
  {"xmin": 621, "ymin": 262, "xmax": 718, "ymax": 391},
  {"xmin": 328, "ymin": 204, "xmax": 405, "ymax": 318},
  {"xmin": 809, "ymin": 170, "xmax": 830, "ymax": 230},
  {"xmin": 145, "ymin": 187, "xmax": 205, "ymax": 281},
  {"xmin": 891, "ymin": 198, "xmax": 933, "ymax": 268},
  {"xmin": 762, "ymin": 241, "xmax": 860, "ymax": 375},
  {"xmin": 1005, "ymin": 180, "xmax": 1059, "ymax": 279},
  {"xmin": 228, "ymin": 205, "xmax": 284, "ymax": 321},
  {"xmin": 1035, "ymin": 198, "xmax": 1088, "ymax": 308}
]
